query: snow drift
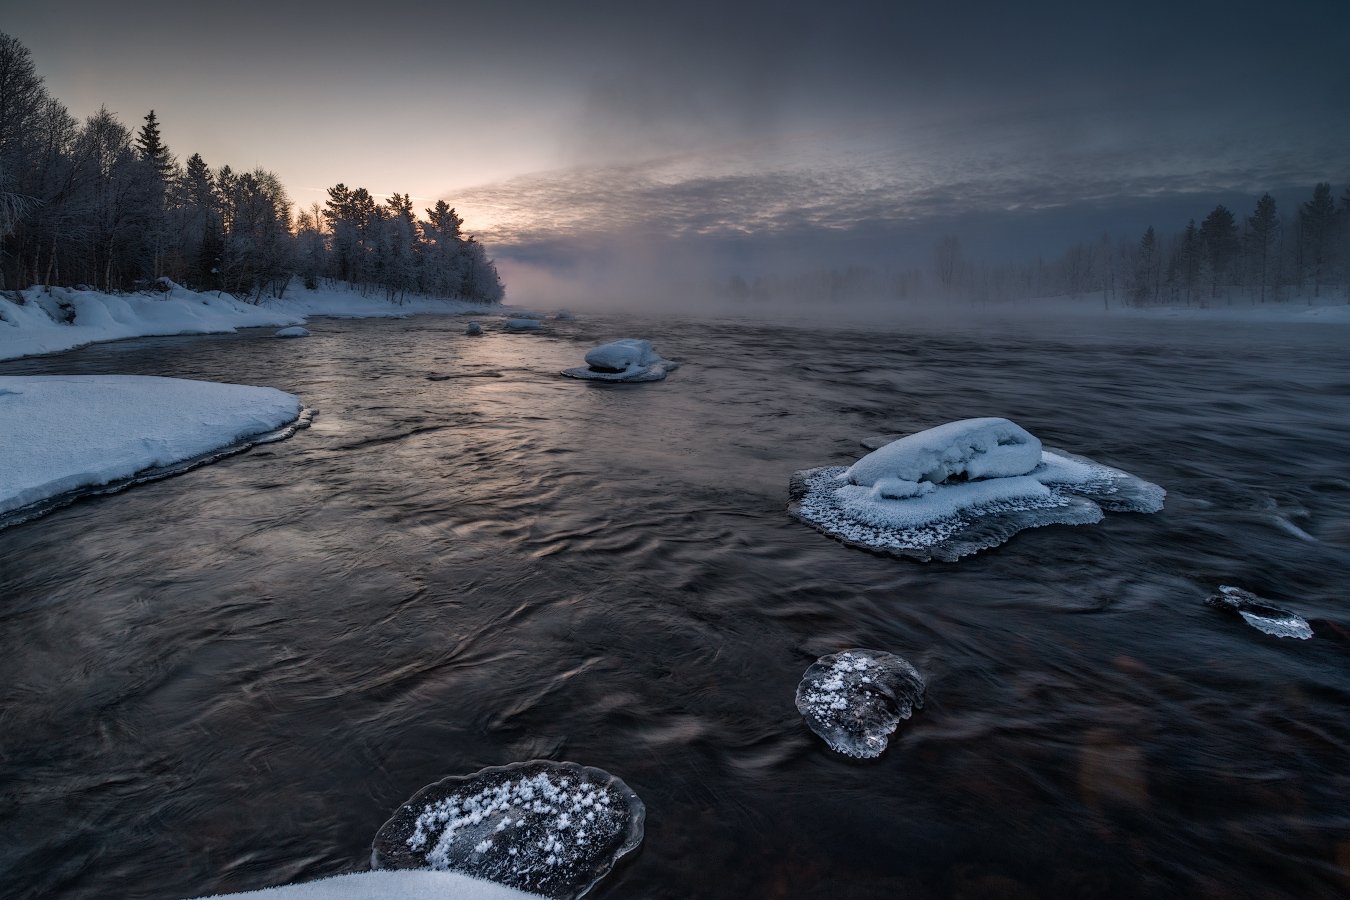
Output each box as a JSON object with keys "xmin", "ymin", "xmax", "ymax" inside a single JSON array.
[{"xmin": 561, "ymin": 339, "xmax": 678, "ymax": 383}]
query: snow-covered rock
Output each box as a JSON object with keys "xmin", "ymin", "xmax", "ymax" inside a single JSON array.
[
  {"xmin": 561, "ymin": 338, "xmax": 678, "ymax": 383},
  {"xmin": 796, "ymin": 649, "xmax": 926, "ymax": 758},
  {"xmin": 466, "ymin": 321, "xmax": 484, "ymax": 336},
  {"xmin": 504, "ymin": 318, "xmax": 543, "ymax": 332},
  {"xmin": 274, "ymin": 326, "xmax": 310, "ymax": 338},
  {"xmin": 372, "ymin": 760, "xmax": 645, "ymax": 900},
  {"xmin": 0, "ymin": 375, "xmax": 306, "ymax": 525},
  {"xmin": 1206, "ymin": 586, "xmax": 1313, "ymax": 640},
  {"xmin": 190, "ymin": 870, "xmax": 542, "ymax": 900},
  {"xmin": 791, "ymin": 417, "xmax": 1164, "ymax": 561}
]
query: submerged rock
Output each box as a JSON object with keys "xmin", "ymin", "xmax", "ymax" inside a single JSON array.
[
  {"xmin": 1206, "ymin": 585, "xmax": 1313, "ymax": 640},
  {"xmin": 465, "ymin": 321, "xmax": 483, "ymax": 336},
  {"xmin": 372, "ymin": 760, "xmax": 645, "ymax": 900},
  {"xmin": 561, "ymin": 338, "xmax": 678, "ymax": 383},
  {"xmin": 274, "ymin": 326, "xmax": 310, "ymax": 338},
  {"xmin": 791, "ymin": 418, "xmax": 1164, "ymax": 561},
  {"xmin": 796, "ymin": 649, "xmax": 926, "ymax": 758}
]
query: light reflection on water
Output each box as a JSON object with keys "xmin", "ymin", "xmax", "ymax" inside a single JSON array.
[{"xmin": 1, "ymin": 314, "xmax": 1348, "ymax": 899}]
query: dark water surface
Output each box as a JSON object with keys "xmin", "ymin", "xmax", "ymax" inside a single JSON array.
[{"xmin": 2, "ymin": 314, "xmax": 1348, "ymax": 899}]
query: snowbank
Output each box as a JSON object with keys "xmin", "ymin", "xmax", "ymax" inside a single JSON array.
[
  {"xmin": 0, "ymin": 281, "xmax": 496, "ymax": 361},
  {"xmin": 791, "ymin": 417, "xmax": 1164, "ymax": 561},
  {"xmin": 561, "ymin": 338, "xmax": 678, "ymax": 383},
  {"xmin": 0, "ymin": 375, "xmax": 305, "ymax": 523},
  {"xmin": 190, "ymin": 870, "xmax": 540, "ymax": 899}
]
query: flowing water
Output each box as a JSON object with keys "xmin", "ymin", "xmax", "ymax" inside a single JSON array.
[{"xmin": 1, "ymin": 312, "xmax": 1348, "ymax": 899}]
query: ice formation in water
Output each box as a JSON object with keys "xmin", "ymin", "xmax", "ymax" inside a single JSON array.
[
  {"xmin": 372, "ymin": 761, "xmax": 645, "ymax": 900},
  {"xmin": 795, "ymin": 649, "xmax": 926, "ymax": 758},
  {"xmin": 791, "ymin": 417, "xmax": 1165, "ymax": 561},
  {"xmin": 561, "ymin": 338, "xmax": 678, "ymax": 383},
  {"xmin": 504, "ymin": 318, "xmax": 543, "ymax": 332},
  {"xmin": 553, "ymin": 309, "xmax": 576, "ymax": 321},
  {"xmin": 274, "ymin": 326, "xmax": 310, "ymax": 338},
  {"xmin": 466, "ymin": 321, "xmax": 484, "ymax": 336},
  {"xmin": 1206, "ymin": 585, "xmax": 1313, "ymax": 640}
]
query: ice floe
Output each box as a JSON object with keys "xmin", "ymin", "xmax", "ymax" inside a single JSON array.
[
  {"xmin": 796, "ymin": 649, "xmax": 926, "ymax": 758},
  {"xmin": 561, "ymin": 339, "xmax": 678, "ymax": 383},
  {"xmin": 1206, "ymin": 586, "xmax": 1313, "ymax": 640},
  {"xmin": 372, "ymin": 760, "xmax": 645, "ymax": 900},
  {"xmin": 274, "ymin": 326, "xmax": 310, "ymax": 338},
  {"xmin": 792, "ymin": 417, "xmax": 1164, "ymax": 561},
  {"xmin": 0, "ymin": 374, "xmax": 307, "ymax": 526}
]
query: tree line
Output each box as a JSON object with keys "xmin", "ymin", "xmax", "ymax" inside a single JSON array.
[{"xmin": 0, "ymin": 33, "xmax": 503, "ymax": 303}]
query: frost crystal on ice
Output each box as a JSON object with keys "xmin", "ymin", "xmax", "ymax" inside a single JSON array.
[
  {"xmin": 1206, "ymin": 585, "xmax": 1313, "ymax": 640},
  {"xmin": 796, "ymin": 649, "xmax": 926, "ymax": 758},
  {"xmin": 790, "ymin": 419, "xmax": 1164, "ymax": 561},
  {"xmin": 561, "ymin": 338, "xmax": 678, "ymax": 383},
  {"xmin": 371, "ymin": 760, "xmax": 645, "ymax": 900}
]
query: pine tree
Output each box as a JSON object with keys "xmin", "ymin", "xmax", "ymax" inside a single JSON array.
[
  {"xmin": 1199, "ymin": 205, "xmax": 1238, "ymax": 300},
  {"xmin": 134, "ymin": 110, "xmax": 173, "ymax": 179},
  {"xmin": 1299, "ymin": 183, "xmax": 1336, "ymax": 298},
  {"xmin": 1130, "ymin": 225, "xmax": 1158, "ymax": 305},
  {"xmin": 1246, "ymin": 194, "xmax": 1278, "ymax": 303}
]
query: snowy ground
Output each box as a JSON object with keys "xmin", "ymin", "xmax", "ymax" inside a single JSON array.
[
  {"xmin": 190, "ymin": 870, "xmax": 540, "ymax": 900},
  {"xmin": 0, "ymin": 281, "xmax": 498, "ymax": 361},
  {"xmin": 0, "ymin": 375, "xmax": 304, "ymax": 519}
]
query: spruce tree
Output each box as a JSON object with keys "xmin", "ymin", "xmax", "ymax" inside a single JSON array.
[
  {"xmin": 1199, "ymin": 205, "xmax": 1238, "ymax": 299},
  {"xmin": 1246, "ymin": 194, "xmax": 1278, "ymax": 303},
  {"xmin": 135, "ymin": 110, "xmax": 173, "ymax": 179},
  {"xmin": 1299, "ymin": 183, "xmax": 1336, "ymax": 297}
]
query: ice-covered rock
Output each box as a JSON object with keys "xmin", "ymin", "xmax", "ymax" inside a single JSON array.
[
  {"xmin": 372, "ymin": 760, "xmax": 645, "ymax": 900},
  {"xmin": 275, "ymin": 326, "xmax": 310, "ymax": 338},
  {"xmin": 466, "ymin": 321, "xmax": 484, "ymax": 336},
  {"xmin": 505, "ymin": 318, "xmax": 543, "ymax": 332},
  {"xmin": 561, "ymin": 338, "xmax": 678, "ymax": 383},
  {"xmin": 553, "ymin": 309, "xmax": 576, "ymax": 321},
  {"xmin": 1206, "ymin": 586, "xmax": 1313, "ymax": 640},
  {"xmin": 791, "ymin": 418, "xmax": 1164, "ymax": 561},
  {"xmin": 796, "ymin": 649, "xmax": 926, "ymax": 758}
]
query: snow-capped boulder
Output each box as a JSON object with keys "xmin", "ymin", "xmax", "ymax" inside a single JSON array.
[
  {"xmin": 275, "ymin": 326, "xmax": 310, "ymax": 338},
  {"xmin": 1206, "ymin": 586, "xmax": 1312, "ymax": 640},
  {"xmin": 372, "ymin": 760, "xmax": 645, "ymax": 900},
  {"xmin": 465, "ymin": 321, "xmax": 483, "ymax": 336},
  {"xmin": 796, "ymin": 649, "xmax": 925, "ymax": 758},
  {"xmin": 561, "ymin": 338, "xmax": 678, "ymax": 383},
  {"xmin": 790, "ymin": 417, "xmax": 1164, "ymax": 561}
]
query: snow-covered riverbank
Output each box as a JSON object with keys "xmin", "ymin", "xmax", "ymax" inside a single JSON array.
[
  {"xmin": 0, "ymin": 375, "xmax": 305, "ymax": 522},
  {"xmin": 0, "ymin": 281, "xmax": 496, "ymax": 361}
]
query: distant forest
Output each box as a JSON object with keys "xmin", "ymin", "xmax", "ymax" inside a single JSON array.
[
  {"xmin": 724, "ymin": 181, "xmax": 1350, "ymax": 308},
  {"xmin": 0, "ymin": 33, "xmax": 504, "ymax": 304}
]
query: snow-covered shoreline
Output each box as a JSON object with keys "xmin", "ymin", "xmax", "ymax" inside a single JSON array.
[
  {"xmin": 0, "ymin": 375, "xmax": 307, "ymax": 525},
  {"xmin": 0, "ymin": 281, "xmax": 498, "ymax": 362}
]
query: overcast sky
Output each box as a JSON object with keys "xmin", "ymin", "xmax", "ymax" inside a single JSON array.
[{"xmin": 7, "ymin": 1, "xmax": 1348, "ymax": 292}]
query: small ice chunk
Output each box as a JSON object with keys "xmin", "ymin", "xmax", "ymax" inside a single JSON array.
[
  {"xmin": 504, "ymin": 318, "xmax": 542, "ymax": 332},
  {"xmin": 465, "ymin": 321, "xmax": 483, "ymax": 336},
  {"xmin": 561, "ymin": 338, "xmax": 679, "ymax": 383},
  {"xmin": 1206, "ymin": 585, "xmax": 1313, "ymax": 640},
  {"xmin": 796, "ymin": 649, "xmax": 925, "ymax": 758},
  {"xmin": 274, "ymin": 326, "xmax": 310, "ymax": 338},
  {"xmin": 372, "ymin": 760, "xmax": 645, "ymax": 900},
  {"xmin": 553, "ymin": 309, "xmax": 576, "ymax": 320}
]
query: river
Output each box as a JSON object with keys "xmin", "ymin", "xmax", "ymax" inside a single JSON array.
[{"xmin": 1, "ymin": 312, "xmax": 1348, "ymax": 899}]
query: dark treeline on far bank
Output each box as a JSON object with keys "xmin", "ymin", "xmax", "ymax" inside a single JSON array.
[{"xmin": 0, "ymin": 34, "xmax": 503, "ymax": 304}]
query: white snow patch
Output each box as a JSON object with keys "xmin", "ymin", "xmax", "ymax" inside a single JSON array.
[
  {"xmin": 561, "ymin": 338, "xmax": 678, "ymax": 383},
  {"xmin": 188, "ymin": 870, "xmax": 541, "ymax": 899},
  {"xmin": 274, "ymin": 326, "xmax": 310, "ymax": 338},
  {"xmin": 0, "ymin": 375, "xmax": 303, "ymax": 517}
]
